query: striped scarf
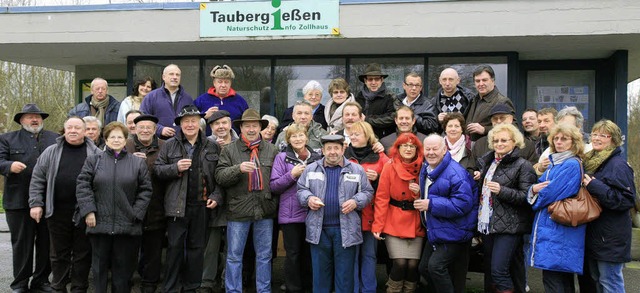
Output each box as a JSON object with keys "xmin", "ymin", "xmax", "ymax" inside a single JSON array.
[{"xmin": 242, "ymin": 134, "xmax": 263, "ymax": 191}]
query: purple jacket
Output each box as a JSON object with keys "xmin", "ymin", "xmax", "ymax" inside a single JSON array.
[
  {"xmin": 270, "ymin": 146, "xmax": 321, "ymax": 224},
  {"xmin": 140, "ymin": 84, "xmax": 193, "ymax": 139}
]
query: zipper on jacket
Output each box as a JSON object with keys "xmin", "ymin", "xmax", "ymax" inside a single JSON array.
[
  {"xmin": 529, "ymin": 212, "xmax": 541, "ymax": 265},
  {"xmin": 111, "ymin": 157, "xmax": 117, "ymax": 235}
]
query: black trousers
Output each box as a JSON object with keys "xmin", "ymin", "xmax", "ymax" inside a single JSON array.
[
  {"xmin": 542, "ymin": 270, "xmax": 575, "ymax": 293},
  {"xmin": 419, "ymin": 240, "xmax": 470, "ymax": 293},
  {"xmin": 281, "ymin": 223, "xmax": 312, "ymax": 293},
  {"xmin": 138, "ymin": 228, "xmax": 166, "ymax": 291},
  {"xmin": 163, "ymin": 203, "xmax": 207, "ymax": 293},
  {"xmin": 89, "ymin": 234, "xmax": 141, "ymax": 293},
  {"xmin": 47, "ymin": 208, "xmax": 91, "ymax": 293},
  {"xmin": 482, "ymin": 233, "xmax": 526, "ymax": 293},
  {"xmin": 6, "ymin": 209, "xmax": 51, "ymax": 290}
]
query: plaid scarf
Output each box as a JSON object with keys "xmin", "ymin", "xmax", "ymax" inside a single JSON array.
[{"xmin": 242, "ymin": 134, "xmax": 263, "ymax": 191}]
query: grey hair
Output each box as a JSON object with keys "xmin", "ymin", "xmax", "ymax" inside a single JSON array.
[
  {"xmin": 261, "ymin": 115, "xmax": 279, "ymax": 127},
  {"xmin": 424, "ymin": 133, "xmax": 446, "ymax": 149},
  {"xmin": 556, "ymin": 106, "xmax": 584, "ymax": 129},
  {"xmin": 302, "ymin": 80, "xmax": 323, "ymax": 96},
  {"xmin": 90, "ymin": 77, "xmax": 108, "ymax": 89},
  {"xmin": 82, "ymin": 116, "xmax": 102, "ymax": 129}
]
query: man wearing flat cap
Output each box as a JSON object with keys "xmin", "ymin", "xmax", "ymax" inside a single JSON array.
[
  {"xmin": 207, "ymin": 110, "xmax": 238, "ymax": 147},
  {"xmin": 215, "ymin": 109, "xmax": 278, "ymax": 293},
  {"xmin": 0, "ymin": 104, "xmax": 58, "ymax": 293},
  {"xmin": 155, "ymin": 105, "xmax": 222, "ymax": 293},
  {"xmin": 195, "ymin": 65, "xmax": 249, "ymax": 135},
  {"xmin": 124, "ymin": 114, "xmax": 166, "ymax": 293},
  {"xmin": 355, "ymin": 63, "xmax": 401, "ymax": 139},
  {"xmin": 471, "ymin": 104, "xmax": 539, "ymax": 171},
  {"xmin": 297, "ymin": 134, "xmax": 374, "ymax": 293}
]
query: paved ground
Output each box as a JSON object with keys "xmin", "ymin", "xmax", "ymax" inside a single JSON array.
[{"xmin": 1, "ymin": 213, "xmax": 640, "ymax": 292}]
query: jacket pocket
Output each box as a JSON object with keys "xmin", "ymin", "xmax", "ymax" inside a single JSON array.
[{"xmin": 9, "ymin": 148, "xmax": 26, "ymax": 159}]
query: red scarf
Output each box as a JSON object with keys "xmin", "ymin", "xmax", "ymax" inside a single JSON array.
[{"xmin": 241, "ymin": 134, "xmax": 263, "ymax": 191}]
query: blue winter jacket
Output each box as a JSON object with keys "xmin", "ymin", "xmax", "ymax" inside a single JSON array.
[
  {"xmin": 419, "ymin": 152, "xmax": 478, "ymax": 244},
  {"xmin": 68, "ymin": 94, "xmax": 121, "ymax": 126},
  {"xmin": 139, "ymin": 84, "xmax": 193, "ymax": 140},
  {"xmin": 194, "ymin": 90, "xmax": 249, "ymax": 135},
  {"xmin": 297, "ymin": 157, "xmax": 373, "ymax": 247},
  {"xmin": 528, "ymin": 156, "xmax": 585, "ymax": 274}
]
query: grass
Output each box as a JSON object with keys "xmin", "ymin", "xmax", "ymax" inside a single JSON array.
[{"xmin": 0, "ymin": 193, "xmax": 3, "ymax": 213}]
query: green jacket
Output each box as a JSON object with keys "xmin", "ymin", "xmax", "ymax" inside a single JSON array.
[{"xmin": 216, "ymin": 138, "xmax": 278, "ymax": 221}]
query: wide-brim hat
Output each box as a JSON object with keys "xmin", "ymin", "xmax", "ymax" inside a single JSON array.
[
  {"xmin": 174, "ymin": 105, "xmax": 205, "ymax": 125},
  {"xmin": 358, "ymin": 63, "xmax": 389, "ymax": 83},
  {"xmin": 232, "ymin": 109, "xmax": 269, "ymax": 130},
  {"xmin": 13, "ymin": 103, "xmax": 49, "ymax": 124}
]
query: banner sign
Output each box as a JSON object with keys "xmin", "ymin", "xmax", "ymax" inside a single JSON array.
[{"xmin": 199, "ymin": 0, "xmax": 340, "ymax": 37}]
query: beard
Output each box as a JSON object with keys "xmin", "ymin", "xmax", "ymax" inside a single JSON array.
[{"xmin": 23, "ymin": 124, "xmax": 44, "ymax": 134}]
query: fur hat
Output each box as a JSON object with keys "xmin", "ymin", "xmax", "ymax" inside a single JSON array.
[{"xmin": 210, "ymin": 65, "xmax": 235, "ymax": 80}]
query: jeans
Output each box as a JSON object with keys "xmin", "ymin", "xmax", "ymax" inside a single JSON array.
[
  {"xmin": 226, "ymin": 219, "xmax": 273, "ymax": 293},
  {"xmin": 310, "ymin": 227, "xmax": 357, "ymax": 293},
  {"xmin": 588, "ymin": 258, "xmax": 626, "ymax": 293},
  {"xmin": 419, "ymin": 240, "xmax": 470, "ymax": 293},
  {"xmin": 89, "ymin": 234, "xmax": 140, "ymax": 293},
  {"xmin": 482, "ymin": 233, "xmax": 525, "ymax": 292},
  {"xmin": 354, "ymin": 231, "xmax": 378, "ymax": 293},
  {"xmin": 542, "ymin": 270, "xmax": 575, "ymax": 293}
]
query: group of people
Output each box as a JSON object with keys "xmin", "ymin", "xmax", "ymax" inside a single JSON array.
[{"xmin": 0, "ymin": 62, "xmax": 636, "ymax": 293}]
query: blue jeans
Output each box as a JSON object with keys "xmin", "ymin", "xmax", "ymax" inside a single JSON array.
[
  {"xmin": 354, "ymin": 231, "xmax": 378, "ymax": 293},
  {"xmin": 588, "ymin": 258, "xmax": 625, "ymax": 293},
  {"xmin": 225, "ymin": 219, "xmax": 273, "ymax": 293},
  {"xmin": 482, "ymin": 233, "xmax": 524, "ymax": 292},
  {"xmin": 310, "ymin": 227, "xmax": 357, "ymax": 293}
]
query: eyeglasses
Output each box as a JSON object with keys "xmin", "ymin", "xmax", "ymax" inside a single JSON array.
[
  {"xmin": 492, "ymin": 138, "xmax": 513, "ymax": 144},
  {"xmin": 553, "ymin": 136, "xmax": 572, "ymax": 142},
  {"xmin": 136, "ymin": 126, "xmax": 155, "ymax": 131},
  {"xmin": 399, "ymin": 144, "xmax": 417, "ymax": 149},
  {"xmin": 404, "ymin": 82, "xmax": 422, "ymax": 88},
  {"xmin": 590, "ymin": 133, "xmax": 611, "ymax": 139}
]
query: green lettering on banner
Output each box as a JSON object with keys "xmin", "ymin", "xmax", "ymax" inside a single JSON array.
[{"xmin": 271, "ymin": 0, "xmax": 283, "ymax": 30}]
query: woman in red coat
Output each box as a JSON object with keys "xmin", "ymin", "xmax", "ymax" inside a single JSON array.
[
  {"xmin": 344, "ymin": 121, "xmax": 390, "ymax": 293},
  {"xmin": 373, "ymin": 133, "xmax": 425, "ymax": 292}
]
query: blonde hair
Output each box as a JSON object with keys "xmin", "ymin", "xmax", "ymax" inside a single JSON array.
[
  {"xmin": 285, "ymin": 123, "xmax": 308, "ymax": 145},
  {"xmin": 548, "ymin": 124, "xmax": 585, "ymax": 158},
  {"xmin": 487, "ymin": 124, "xmax": 525, "ymax": 150},
  {"xmin": 591, "ymin": 119, "xmax": 623, "ymax": 147},
  {"xmin": 349, "ymin": 121, "xmax": 378, "ymax": 146}
]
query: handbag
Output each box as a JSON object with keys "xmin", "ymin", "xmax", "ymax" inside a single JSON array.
[{"xmin": 547, "ymin": 159, "xmax": 602, "ymax": 227}]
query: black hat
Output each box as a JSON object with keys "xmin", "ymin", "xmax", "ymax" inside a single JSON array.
[
  {"xmin": 232, "ymin": 109, "xmax": 269, "ymax": 130},
  {"xmin": 358, "ymin": 63, "xmax": 389, "ymax": 83},
  {"xmin": 490, "ymin": 104, "xmax": 515, "ymax": 117},
  {"xmin": 174, "ymin": 105, "xmax": 204, "ymax": 125},
  {"xmin": 13, "ymin": 103, "xmax": 49, "ymax": 124},
  {"xmin": 320, "ymin": 134, "xmax": 345, "ymax": 145},
  {"xmin": 207, "ymin": 110, "xmax": 231, "ymax": 125},
  {"xmin": 133, "ymin": 114, "xmax": 158, "ymax": 124}
]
